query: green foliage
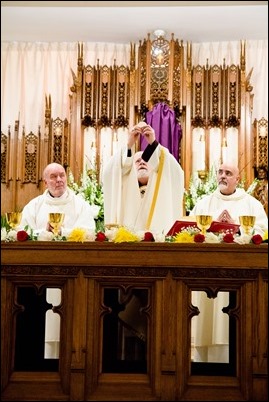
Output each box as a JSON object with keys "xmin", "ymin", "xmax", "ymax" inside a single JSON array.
[
  {"xmin": 184, "ymin": 167, "xmax": 218, "ymax": 212},
  {"xmin": 68, "ymin": 169, "xmax": 105, "ymax": 232},
  {"xmin": 1, "ymin": 214, "xmax": 9, "ymax": 230}
]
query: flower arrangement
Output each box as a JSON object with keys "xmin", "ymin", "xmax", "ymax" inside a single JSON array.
[
  {"xmin": 1, "ymin": 165, "xmax": 266, "ymax": 245},
  {"xmin": 1, "ymin": 224, "xmax": 267, "ymax": 245},
  {"xmin": 184, "ymin": 167, "xmax": 218, "ymax": 212},
  {"xmin": 1, "ymin": 214, "xmax": 9, "ymax": 230},
  {"xmin": 67, "ymin": 169, "xmax": 104, "ymax": 232}
]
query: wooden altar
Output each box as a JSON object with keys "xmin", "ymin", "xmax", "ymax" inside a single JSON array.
[{"xmin": 1, "ymin": 242, "xmax": 268, "ymax": 401}]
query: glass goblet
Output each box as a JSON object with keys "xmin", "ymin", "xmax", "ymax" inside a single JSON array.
[
  {"xmin": 239, "ymin": 215, "xmax": 256, "ymax": 236},
  {"xmin": 48, "ymin": 213, "xmax": 65, "ymax": 236},
  {"xmin": 5, "ymin": 212, "xmax": 22, "ymax": 229},
  {"xmin": 196, "ymin": 215, "xmax": 213, "ymax": 235}
]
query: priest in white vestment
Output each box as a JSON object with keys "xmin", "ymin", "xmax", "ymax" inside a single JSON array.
[
  {"xmin": 190, "ymin": 163, "xmax": 268, "ymax": 236},
  {"xmin": 190, "ymin": 163, "xmax": 268, "ymax": 363},
  {"xmin": 21, "ymin": 162, "xmax": 98, "ymax": 236},
  {"xmin": 102, "ymin": 122, "xmax": 185, "ymax": 235},
  {"xmin": 20, "ymin": 162, "xmax": 99, "ymax": 359}
]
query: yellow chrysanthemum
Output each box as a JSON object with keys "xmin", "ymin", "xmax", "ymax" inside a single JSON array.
[
  {"xmin": 67, "ymin": 228, "xmax": 87, "ymax": 242},
  {"xmin": 113, "ymin": 227, "xmax": 140, "ymax": 243},
  {"xmin": 262, "ymin": 229, "xmax": 268, "ymax": 241},
  {"xmin": 173, "ymin": 231, "xmax": 195, "ymax": 243}
]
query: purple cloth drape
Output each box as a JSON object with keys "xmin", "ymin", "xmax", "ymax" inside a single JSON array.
[{"xmin": 140, "ymin": 102, "xmax": 182, "ymax": 161}]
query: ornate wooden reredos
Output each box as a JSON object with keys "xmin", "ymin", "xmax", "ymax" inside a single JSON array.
[{"xmin": 1, "ymin": 35, "xmax": 268, "ymax": 214}]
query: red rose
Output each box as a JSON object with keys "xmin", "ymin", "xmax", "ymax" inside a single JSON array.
[
  {"xmin": 17, "ymin": 230, "xmax": 29, "ymax": 242},
  {"xmin": 223, "ymin": 233, "xmax": 234, "ymax": 243},
  {"xmin": 143, "ymin": 232, "xmax": 155, "ymax": 242},
  {"xmin": 95, "ymin": 232, "xmax": 107, "ymax": 242},
  {"xmin": 194, "ymin": 233, "xmax": 205, "ymax": 243},
  {"xmin": 251, "ymin": 234, "xmax": 263, "ymax": 245}
]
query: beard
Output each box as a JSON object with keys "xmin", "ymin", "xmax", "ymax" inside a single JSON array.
[
  {"xmin": 218, "ymin": 181, "xmax": 231, "ymax": 195},
  {"xmin": 137, "ymin": 168, "xmax": 149, "ymax": 184}
]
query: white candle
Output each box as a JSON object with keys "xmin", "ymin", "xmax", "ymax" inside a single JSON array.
[
  {"xmin": 222, "ymin": 137, "xmax": 227, "ymax": 163},
  {"xmin": 90, "ymin": 142, "xmax": 96, "ymax": 168},
  {"xmin": 198, "ymin": 133, "xmax": 206, "ymax": 171},
  {"xmin": 112, "ymin": 132, "xmax": 118, "ymax": 155}
]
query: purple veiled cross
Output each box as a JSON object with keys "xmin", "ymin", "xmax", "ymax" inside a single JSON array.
[{"xmin": 140, "ymin": 102, "xmax": 182, "ymax": 161}]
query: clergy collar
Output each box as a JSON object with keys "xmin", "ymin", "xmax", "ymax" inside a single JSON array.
[{"xmin": 46, "ymin": 189, "xmax": 68, "ymax": 199}]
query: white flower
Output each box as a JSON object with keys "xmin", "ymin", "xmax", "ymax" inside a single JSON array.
[
  {"xmin": 37, "ymin": 231, "xmax": 54, "ymax": 241},
  {"xmin": 204, "ymin": 232, "xmax": 222, "ymax": 243},
  {"xmin": 1, "ymin": 227, "xmax": 8, "ymax": 241},
  {"xmin": 233, "ymin": 234, "xmax": 252, "ymax": 244},
  {"xmin": 85, "ymin": 229, "xmax": 96, "ymax": 241},
  {"xmin": 154, "ymin": 232, "xmax": 166, "ymax": 242},
  {"xmin": 90, "ymin": 204, "xmax": 100, "ymax": 219},
  {"xmin": 182, "ymin": 226, "xmax": 200, "ymax": 235},
  {"xmin": 2, "ymin": 229, "xmax": 18, "ymax": 242},
  {"xmin": 105, "ymin": 228, "xmax": 118, "ymax": 241}
]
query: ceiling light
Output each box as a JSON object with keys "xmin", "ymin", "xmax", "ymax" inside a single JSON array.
[{"xmin": 153, "ymin": 29, "xmax": 166, "ymax": 38}]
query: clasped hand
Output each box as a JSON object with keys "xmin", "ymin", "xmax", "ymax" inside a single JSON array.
[{"xmin": 128, "ymin": 122, "xmax": 155, "ymax": 148}]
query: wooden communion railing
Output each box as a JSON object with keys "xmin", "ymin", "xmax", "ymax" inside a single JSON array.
[{"xmin": 1, "ymin": 241, "xmax": 268, "ymax": 401}]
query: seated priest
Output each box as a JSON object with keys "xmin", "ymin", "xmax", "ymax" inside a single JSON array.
[
  {"xmin": 20, "ymin": 162, "xmax": 99, "ymax": 236},
  {"xmin": 19, "ymin": 162, "xmax": 99, "ymax": 359},
  {"xmin": 190, "ymin": 163, "xmax": 268, "ymax": 236},
  {"xmin": 190, "ymin": 162, "xmax": 268, "ymax": 364}
]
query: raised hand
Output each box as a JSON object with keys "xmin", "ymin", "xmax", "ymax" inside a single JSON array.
[
  {"xmin": 141, "ymin": 124, "xmax": 155, "ymax": 145},
  {"xmin": 128, "ymin": 122, "xmax": 155, "ymax": 148}
]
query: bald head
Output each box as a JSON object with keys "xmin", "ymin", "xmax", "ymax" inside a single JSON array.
[
  {"xmin": 43, "ymin": 163, "xmax": 67, "ymax": 197},
  {"xmin": 43, "ymin": 163, "xmax": 65, "ymax": 179},
  {"xmin": 217, "ymin": 163, "xmax": 240, "ymax": 195}
]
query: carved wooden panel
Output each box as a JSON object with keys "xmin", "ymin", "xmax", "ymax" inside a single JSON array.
[
  {"xmin": 82, "ymin": 63, "xmax": 130, "ymax": 129},
  {"xmin": 253, "ymin": 117, "xmax": 268, "ymax": 168},
  {"xmin": 136, "ymin": 33, "xmax": 184, "ymax": 115},
  {"xmin": 191, "ymin": 63, "xmax": 240, "ymax": 130},
  {"xmin": 50, "ymin": 117, "xmax": 69, "ymax": 167},
  {"xmin": 1, "ymin": 129, "xmax": 10, "ymax": 185},
  {"xmin": 21, "ymin": 128, "xmax": 40, "ymax": 184}
]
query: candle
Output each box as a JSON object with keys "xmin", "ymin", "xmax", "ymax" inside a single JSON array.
[
  {"xmin": 112, "ymin": 132, "xmax": 118, "ymax": 155},
  {"xmin": 90, "ymin": 142, "xmax": 96, "ymax": 168},
  {"xmin": 198, "ymin": 133, "xmax": 206, "ymax": 171},
  {"xmin": 222, "ymin": 137, "xmax": 227, "ymax": 163}
]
